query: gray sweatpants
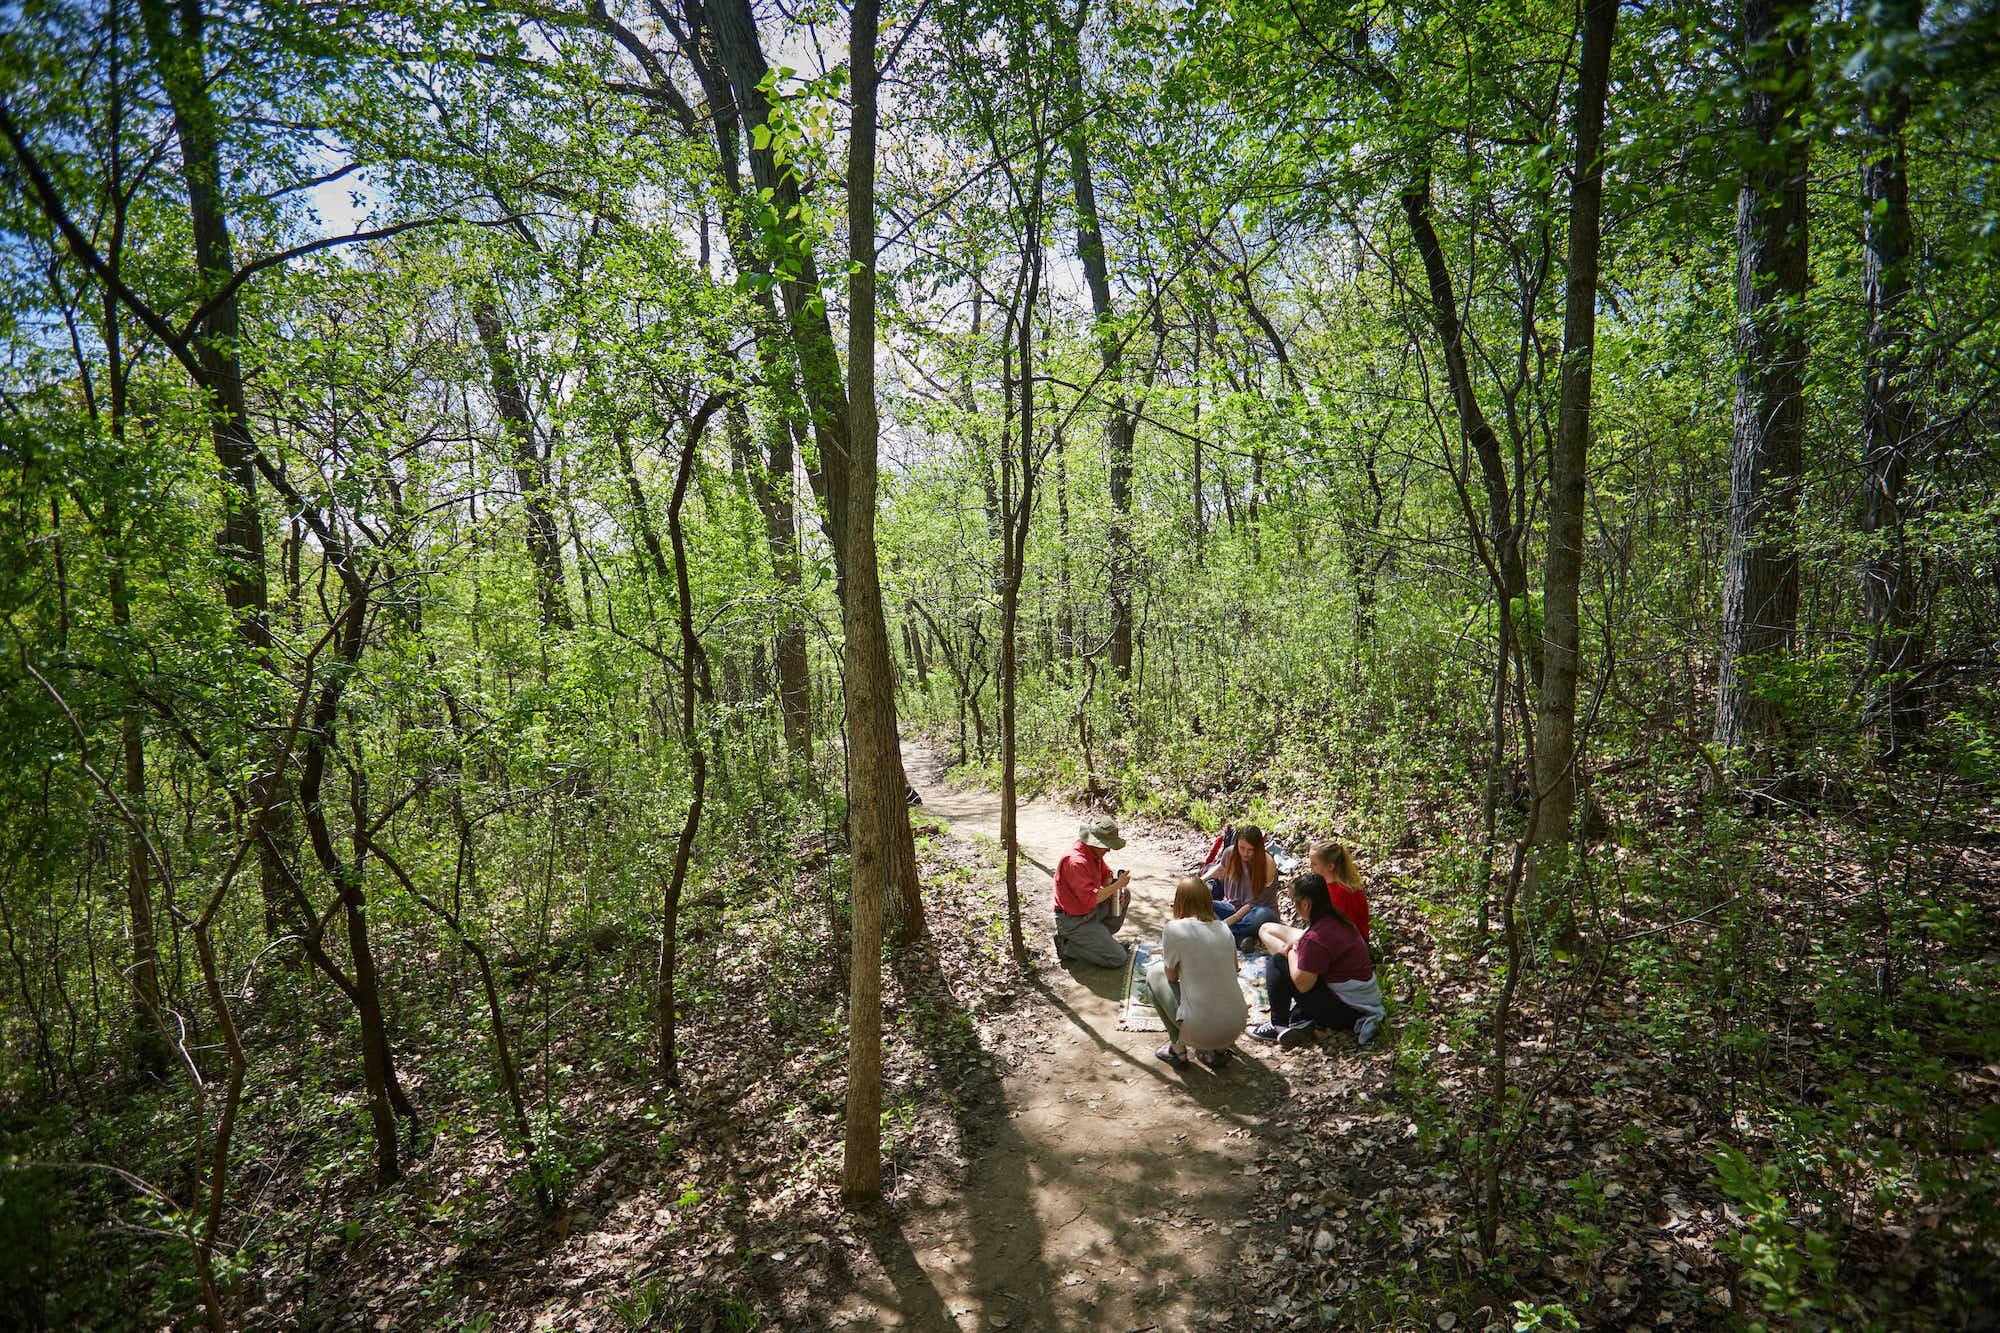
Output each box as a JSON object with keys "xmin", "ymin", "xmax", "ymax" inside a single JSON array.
[{"xmin": 1054, "ymin": 898, "xmax": 1128, "ymax": 968}]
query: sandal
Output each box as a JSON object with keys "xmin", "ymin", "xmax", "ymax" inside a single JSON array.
[
  {"xmin": 1198, "ymin": 1048, "xmax": 1234, "ymax": 1070},
  {"xmin": 1155, "ymin": 1043, "xmax": 1192, "ymax": 1071}
]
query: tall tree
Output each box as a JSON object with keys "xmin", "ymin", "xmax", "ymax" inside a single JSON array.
[
  {"xmin": 704, "ymin": 0, "xmax": 927, "ymax": 939},
  {"xmin": 1715, "ymin": 0, "xmax": 1811, "ymax": 753},
  {"xmin": 840, "ymin": 0, "xmax": 893, "ymax": 1206},
  {"xmin": 656, "ymin": 407, "xmax": 714, "ymax": 1085},
  {"xmin": 1857, "ymin": 0, "xmax": 1925, "ymax": 760},
  {"xmin": 998, "ymin": 167, "xmax": 1050, "ymax": 972},
  {"xmin": 471, "ymin": 296, "xmax": 574, "ymax": 633},
  {"xmin": 137, "ymin": 0, "xmax": 295, "ymax": 933},
  {"xmin": 1531, "ymin": 0, "xmax": 1620, "ymax": 849},
  {"xmin": 1059, "ymin": 2, "xmax": 1137, "ymax": 684}
]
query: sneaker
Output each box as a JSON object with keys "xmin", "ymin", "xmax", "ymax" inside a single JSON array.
[
  {"xmin": 1155, "ymin": 1043, "xmax": 1192, "ymax": 1071},
  {"xmin": 1277, "ymin": 1021, "xmax": 1319, "ymax": 1050},
  {"xmin": 1198, "ymin": 1048, "xmax": 1234, "ymax": 1070},
  {"xmin": 1248, "ymin": 1022, "xmax": 1285, "ymax": 1043}
]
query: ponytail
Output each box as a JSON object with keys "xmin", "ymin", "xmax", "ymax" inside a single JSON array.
[
  {"xmin": 1314, "ymin": 842, "xmax": 1362, "ymax": 891},
  {"xmin": 1292, "ymin": 871, "xmax": 1361, "ymax": 934}
]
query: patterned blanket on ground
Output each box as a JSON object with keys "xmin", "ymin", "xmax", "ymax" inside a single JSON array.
[{"xmin": 1116, "ymin": 942, "xmax": 1271, "ymax": 1032}]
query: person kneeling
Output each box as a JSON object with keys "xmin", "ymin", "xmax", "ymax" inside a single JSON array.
[
  {"xmin": 1053, "ymin": 816, "xmax": 1133, "ymax": 968},
  {"xmin": 1250, "ymin": 873, "xmax": 1384, "ymax": 1049},
  {"xmin": 1146, "ymin": 878, "xmax": 1249, "ymax": 1071}
]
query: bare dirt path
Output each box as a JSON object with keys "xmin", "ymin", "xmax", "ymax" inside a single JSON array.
[{"xmin": 831, "ymin": 743, "xmax": 1297, "ymax": 1331}]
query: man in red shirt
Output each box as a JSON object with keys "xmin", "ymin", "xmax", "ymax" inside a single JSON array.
[{"xmin": 1053, "ymin": 816, "xmax": 1133, "ymax": 968}]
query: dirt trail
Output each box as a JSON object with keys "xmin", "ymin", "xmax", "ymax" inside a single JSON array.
[{"xmin": 832, "ymin": 744, "xmax": 1293, "ymax": 1331}]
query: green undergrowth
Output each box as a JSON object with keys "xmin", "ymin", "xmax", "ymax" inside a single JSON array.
[{"xmin": 907, "ymin": 677, "xmax": 2000, "ymax": 1327}]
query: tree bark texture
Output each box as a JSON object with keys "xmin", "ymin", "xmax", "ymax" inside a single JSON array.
[
  {"xmin": 138, "ymin": 0, "xmax": 296, "ymax": 938},
  {"xmin": 1531, "ymin": 0, "xmax": 1619, "ymax": 848},
  {"xmin": 1061, "ymin": 11, "xmax": 1136, "ymax": 683},
  {"xmin": 471, "ymin": 298, "xmax": 573, "ymax": 633},
  {"xmin": 1715, "ymin": 0, "xmax": 1811, "ymax": 753},
  {"xmin": 1399, "ymin": 173, "xmax": 1529, "ymax": 612},
  {"xmin": 842, "ymin": 0, "xmax": 888, "ymax": 1206}
]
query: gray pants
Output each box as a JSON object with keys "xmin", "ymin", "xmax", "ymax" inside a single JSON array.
[
  {"xmin": 1054, "ymin": 897, "xmax": 1127, "ymax": 968},
  {"xmin": 1145, "ymin": 959, "xmax": 1185, "ymax": 1045}
]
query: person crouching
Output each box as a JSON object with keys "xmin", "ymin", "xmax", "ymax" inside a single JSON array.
[
  {"xmin": 1146, "ymin": 877, "xmax": 1249, "ymax": 1071},
  {"xmin": 1053, "ymin": 815, "xmax": 1133, "ymax": 968}
]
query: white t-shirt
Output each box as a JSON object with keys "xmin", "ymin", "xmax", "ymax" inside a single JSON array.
[{"xmin": 1159, "ymin": 917, "xmax": 1248, "ymax": 1049}]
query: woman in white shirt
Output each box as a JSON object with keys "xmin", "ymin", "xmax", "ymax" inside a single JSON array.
[{"xmin": 1146, "ymin": 878, "xmax": 1250, "ymax": 1071}]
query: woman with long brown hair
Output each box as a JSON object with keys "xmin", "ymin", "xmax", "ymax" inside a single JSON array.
[{"xmin": 1202, "ymin": 823, "xmax": 1282, "ymax": 950}]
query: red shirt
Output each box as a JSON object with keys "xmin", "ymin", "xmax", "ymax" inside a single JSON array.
[
  {"xmin": 1053, "ymin": 841, "xmax": 1111, "ymax": 916},
  {"xmin": 1295, "ymin": 913, "xmax": 1372, "ymax": 984},
  {"xmin": 1328, "ymin": 881, "xmax": 1370, "ymax": 938}
]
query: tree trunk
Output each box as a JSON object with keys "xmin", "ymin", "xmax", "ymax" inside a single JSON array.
[
  {"xmin": 138, "ymin": 0, "xmax": 292, "ymax": 940},
  {"xmin": 1859, "ymin": 0, "xmax": 1924, "ymax": 761},
  {"xmin": 842, "ymin": 0, "xmax": 894, "ymax": 1206},
  {"xmin": 112, "ymin": 567, "xmax": 167, "ymax": 1072},
  {"xmin": 1192, "ymin": 319, "xmax": 1206, "ymax": 566},
  {"xmin": 470, "ymin": 297, "xmax": 572, "ymax": 633},
  {"xmin": 903, "ymin": 612, "xmax": 930, "ymax": 689},
  {"xmin": 1399, "ymin": 171, "xmax": 1528, "ymax": 614},
  {"xmin": 741, "ymin": 401, "xmax": 814, "ymax": 767},
  {"xmin": 1060, "ymin": 7, "xmax": 1135, "ymax": 683},
  {"xmin": 97, "ymin": 264, "xmax": 168, "ymax": 1070},
  {"xmin": 1000, "ymin": 236, "xmax": 1042, "ymax": 970},
  {"xmin": 705, "ymin": 0, "xmax": 924, "ymax": 936},
  {"xmin": 1531, "ymin": 0, "xmax": 1619, "ymax": 851},
  {"xmin": 658, "ymin": 415, "xmax": 710, "ymax": 1086},
  {"xmin": 707, "ymin": 0, "xmax": 852, "ymax": 549},
  {"xmin": 1715, "ymin": 0, "xmax": 1811, "ymax": 753},
  {"xmin": 295, "ymin": 571, "xmax": 413, "ymax": 1188}
]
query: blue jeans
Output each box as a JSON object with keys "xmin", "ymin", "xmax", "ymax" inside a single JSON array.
[{"xmin": 1212, "ymin": 888, "xmax": 1277, "ymax": 948}]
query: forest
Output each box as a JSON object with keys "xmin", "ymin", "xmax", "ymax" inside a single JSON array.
[{"xmin": 1, "ymin": 0, "xmax": 1997, "ymax": 1328}]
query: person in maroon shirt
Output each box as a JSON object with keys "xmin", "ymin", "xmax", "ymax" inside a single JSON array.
[
  {"xmin": 1249, "ymin": 873, "xmax": 1378, "ymax": 1048},
  {"xmin": 1053, "ymin": 815, "xmax": 1133, "ymax": 968}
]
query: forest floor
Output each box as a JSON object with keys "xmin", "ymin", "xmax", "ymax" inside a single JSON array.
[
  {"xmin": 39, "ymin": 738, "xmax": 1994, "ymax": 1332},
  {"xmin": 817, "ymin": 739, "xmax": 1303, "ymax": 1331}
]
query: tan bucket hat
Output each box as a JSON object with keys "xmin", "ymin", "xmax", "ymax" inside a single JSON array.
[{"xmin": 1078, "ymin": 815, "xmax": 1125, "ymax": 850}]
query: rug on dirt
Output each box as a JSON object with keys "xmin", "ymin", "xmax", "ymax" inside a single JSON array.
[
  {"xmin": 1117, "ymin": 942, "xmax": 1275, "ymax": 1031},
  {"xmin": 1119, "ymin": 941, "xmax": 1168, "ymax": 1031}
]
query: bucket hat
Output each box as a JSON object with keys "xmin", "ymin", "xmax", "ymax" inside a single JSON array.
[{"xmin": 1078, "ymin": 815, "xmax": 1125, "ymax": 851}]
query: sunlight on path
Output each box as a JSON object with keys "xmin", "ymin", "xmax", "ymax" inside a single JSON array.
[{"xmin": 830, "ymin": 743, "xmax": 1288, "ymax": 1332}]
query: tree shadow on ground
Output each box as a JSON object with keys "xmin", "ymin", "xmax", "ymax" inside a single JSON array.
[
  {"xmin": 864, "ymin": 938, "xmax": 1065, "ymax": 1333},
  {"xmin": 1056, "ymin": 956, "xmax": 1130, "ymax": 1004},
  {"xmin": 1025, "ymin": 973, "xmax": 1288, "ymax": 1127}
]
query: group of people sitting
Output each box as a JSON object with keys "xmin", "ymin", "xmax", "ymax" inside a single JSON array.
[{"xmin": 1052, "ymin": 816, "xmax": 1385, "ymax": 1072}]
